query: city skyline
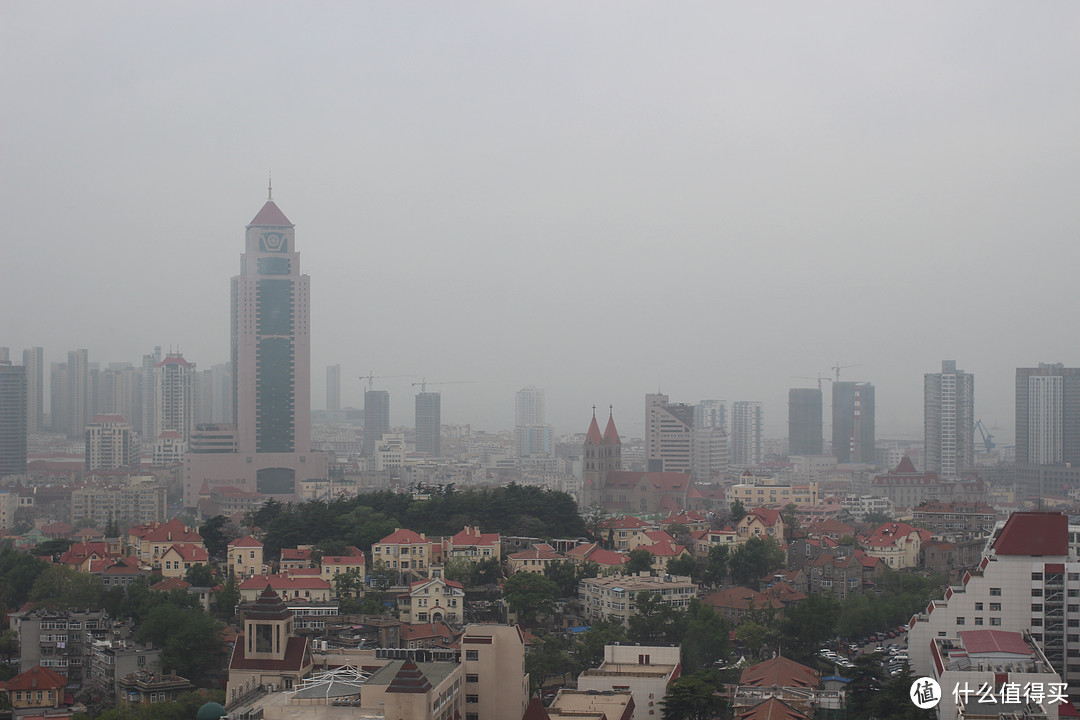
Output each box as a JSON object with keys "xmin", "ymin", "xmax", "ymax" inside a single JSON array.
[{"xmin": 3, "ymin": 4, "xmax": 1078, "ymax": 440}]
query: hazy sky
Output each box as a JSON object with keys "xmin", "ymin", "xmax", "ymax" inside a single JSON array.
[{"xmin": 3, "ymin": 3, "xmax": 1078, "ymax": 442}]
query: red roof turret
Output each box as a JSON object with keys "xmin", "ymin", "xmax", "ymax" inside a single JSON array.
[
  {"xmin": 602, "ymin": 411, "xmax": 620, "ymax": 445},
  {"xmin": 585, "ymin": 412, "xmax": 603, "ymax": 445},
  {"xmin": 248, "ymin": 200, "xmax": 293, "ymax": 228}
]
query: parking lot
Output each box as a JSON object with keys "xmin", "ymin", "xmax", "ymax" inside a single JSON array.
[{"xmin": 819, "ymin": 626, "xmax": 909, "ymax": 677}]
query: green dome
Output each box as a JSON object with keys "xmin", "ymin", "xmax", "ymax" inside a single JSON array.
[{"xmin": 196, "ymin": 702, "xmax": 227, "ymax": 720}]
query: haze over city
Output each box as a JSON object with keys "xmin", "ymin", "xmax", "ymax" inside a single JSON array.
[{"xmin": 3, "ymin": 3, "xmax": 1079, "ymax": 439}]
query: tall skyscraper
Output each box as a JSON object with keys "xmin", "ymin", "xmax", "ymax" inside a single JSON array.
[
  {"xmin": 0, "ymin": 362, "xmax": 27, "ymax": 478},
  {"xmin": 924, "ymin": 360, "xmax": 975, "ymax": 478},
  {"xmin": 326, "ymin": 365, "xmax": 341, "ymax": 411},
  {"xmin": 788, "ymin": 388, "xmax": 823, "ymax": 456},
  {"xmin": 183, "ymin": 190, "xmax": 326, "ymax": 507},
  {"xmin": 1016, "ymin": 363, "xmax": 1080, "ymax": 466},
  {"xmin": 67, "ymin": 349, "xmax": 90, "ymax": 438},
  {"xmin": 692, "ymin": 425, "xmax": 728, "ymax": 484},
  {"xmin": 363, "ymin": 389, "xmax": 390, "ymax": 455},
  {"xmin": 141, "ymin": 346, "xmax": 161, "ymax": 442},
  {"xmin": 85, "ymin": 414, "xmax": 139, "ymax": 471},
  {"xmin": 514, "ymin": 387, "xmax": 552, "ymax": 457},
  {"xmin": 153, "ymin": 353, "xmax": 196, "ymax": 445},
  {"xmin": 415, "ymin": 392, "xmax": 441, "ymax": 456},
  {"xmin": 695, "ymin": 399, "xmax": 729, "ymax": 433},
  {"xmin": 832, "ymin": 382, "xmax": 875, "ymax": 464},
  {"xmin": 22, "ymin": 347, "xmax": 43, "ymax": 433},
  {"xmin": 645, "ymin": 393, "xmax": 694, "ymax": 473},
  {"xmin": 98, "ymin": 364, "xmax": 140, "ymax": 431},
  {"xmin": 731, "ymin": 401, "xmax": 764, "ymax": 467}
]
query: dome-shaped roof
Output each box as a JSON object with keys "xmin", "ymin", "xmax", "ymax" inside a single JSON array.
[{"xmin": 196, "ymin": 701, "xmax": 227, "ymax": 720}]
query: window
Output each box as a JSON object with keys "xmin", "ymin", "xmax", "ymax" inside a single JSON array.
[
  {"xmin": 990, "ymin": 603, "xmax": 1001, "ymax": 611},
  {"xmin": 1070, "ymin": 619, "xmax": 1080, "ymax": 628},
  {"xmin": 974, "ymin": 617, "xmax": 984, "ymax": 625},
  {"xmin": 467, "ymin": 715, "xmax": 479, "ymax": 720},
  {"xmin": 990, "ymin": 618, "xmax": 1002, "ymax": 626},
  {"xmin": 990, "ymin": 588, "xmax": 1002, "ymax": 596},
  {"xmin": 1069, "ymin": 589, "xmax": 1079, "ymax": 598},
  {"xmin": 1033, "ymin": 604, "xmax": 1043, "ymax": 612},
  {"xmin": 1033, "ymin": 572, "xmax": 1044, "ymax": 580},
  {"xmin": 466, "ymin": 695, "xmax": 479, "ymax": 704},
  {"xmin": 956, "ymin": 617, "xmax": 965, "ymax": 625},
  {"xmin": 1033, "ymin": 618, "xmax": 1043, "ymax": 626},
  {"xmin": 975, "ymin": 603, "xmax": 983, "ymax": 610},
  {"xmin": 1069, "ymin": 573, "xmax": 1079, "ymax": 581},
  {"xmin": 466, "ymin": 674, "xmax": 478, "ymax": 683},
  {"xmin": 466, "ymin": 650, "xmax": 478, "ymax": 661},
  {"xmin": 1032, "ymin": 589, "xmax": 1043, "ymax": 597}
]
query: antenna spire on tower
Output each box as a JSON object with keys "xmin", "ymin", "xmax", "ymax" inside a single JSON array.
[{"xmin": 268, "ymin": 171, "xmax": 273, "ymax": 201}]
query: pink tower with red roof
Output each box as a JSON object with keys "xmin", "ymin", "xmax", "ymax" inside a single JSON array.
[{"xmin": 582, "ymin": 406, "xmax": 622, "ymax": 509}]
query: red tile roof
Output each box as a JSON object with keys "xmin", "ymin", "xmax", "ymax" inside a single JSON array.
[
  {"xmin": 229, "ymin": 535, "xmax": 263, "ymax": 548},
  {"xmin": 164, "ymin": 544, "xmax": 209, "ymax": 563},
  {"xmin": 894, "ymin": 456, "xmax": 918, "ymax": 474},
  {"xmin": 378, "ymin": 528, "xmax": 429, "ymax": 545},
  {"xmin": 248, "ymin": 200, "xmax": 293, "ymax": 227},
  {"xmin": 153, "ymin": 355, "xmax": 192, "ymax": 368},
  {"xmin": 739, "ymin": 656, "xmax": 819, "ymax": 689},
  {"xmin": 991, "ymin": 512, "xmax": 1068, "ymax": 557},
  {"xmin": 602, "ymin": 413, "xmax": 620, "ymax": 445},
  {"xmin": 151, "ymin": 577, "xmax": 191, "ymax": 592},
  {"xmin": 958, "ymin": 630, "xmax": 1033, "ymax": 656},
  {"xmin": 385, "ymin": 661, "xmax": 432, "ymax": 694},
  {"xmin": 734, "ymin": 698, "xmax": 808, "ymax": 720},
  {"xmin": 239, "ymin": 575, "xmax": 331, "ymax": 591},
  {"xmin": 4, "ymin": 665, "xmax": 68, "ymax": 691},
  {"xmin": 449, "ymin": 527, "xmax": 499, "ymax": 547}
]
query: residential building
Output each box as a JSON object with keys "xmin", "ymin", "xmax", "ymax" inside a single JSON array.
[
  {"xmin": 153, "ymin": 353, "xmax": 196, "ymax": 445},
  {"xmin": 416, "ymin": 391, "xmax": 441, "ymax": 456},
  {"xmin": 735, "ymin": 508, "xmax": 786, "ymax": 542},
  {"xmin": 924, "ymin": 360, "xmax": 975, "ymax": 478},
  {"xmin": 51, "ymin": 349, "xmax": 90, "ymax": 438},
  {"xmin": 128, "ymin": 518, "xmax": 205, "ymax": 570},
  {"xmin": 0, "ymin": 488, "xmax": 17, "ymax": 530},
  {"xmin": 22, "ymin": 346, "xmax": 44, "ymax": 433},
  {"xmin": 88, "ymin": 637, "xmax": 163, "ymax": 704},
  {"xmin": 869, "ymin": 456, "xmax": 987, "ymax": 509},
  {"xmin": 461, "ymin": 623, "xmax": 529, "ymax": 720},
  {"xmin": 691, "ymin": 425, "xmax": 728, "ymax": 485},
  {"xmin": 85, "ymin": 414, "xmax": 139, "ymax": 471},
  {"xmin": 839, "ymin": 494, "xmax": 894, "ymax": 521},
  {"xmin": 445, "ymin": 526, "xmax": 501, "ymax": 563},
  {"xmin": 507, "ymin": 543, "xmax": 561, "ymax": 574},
  {"xmin": 159, "ymin": 543, "xmax": 209, "ymax": 578},
  {"xmin": 320, "ymin": 553, "xmax": 366, "ymax": 584},
  {"xmin": 909, "ymin": 512, "xmax": 1080, "ymax": 694},
  {"xmin": 576, "ymin": 643, "xmax": 680, "ymax": 720},
  {"xmin": 183, "ymin": 193, "xmax": 327, "ymax": 508},
  {"xmin": 71, "ymin": 476, "xmax": 167, "ymax": 526},
  {"xmin": 373, "ymin": 528, "xmax": 434, "ymax": 577},
  {"xmin": 645, "ymin": 393, "xmax": 694, "ymax": 473},
  {"xmin": 702, "ymin": 587, "xmax": 785, "ymax": 625},
  {"xmin": 807, "ymin": 553, "xmax": 879, "ymax": 600},
  {"xmin": 238, "ymin": 574, "xmax": 332, "ymax": 603},
  {"xmin": 152, "ymin": 429, "xmax": 186, "ymax": 465},
  {"xmin": 601, "ymin": 516, "xmax": 656, "ymax": 551},
  {"xmin": 326, "ymin": 364, "xmax": 340, "ymax": 411},
  {"xmin": 398, "ymin": 577, "xmax": 465, "ymax": 624},
  {"xmin": 788, "ymin": 388, "xmax": 823, "ymax": 456},
  {"xmin": 15, "ymin": 609, "xmax": 109, "ymax": 685},
  {"xmin": 0, "ymin": 361, "xmax": 28, "ymax": 477},
  {"xmin": 1015, "ymin": 364, "xmax": 1080, "ymax": 498},
  {"xmin": 727, "ymin": 476, "xmax": 818, "ymax": 509},
  {"xmin": 514, "ymin": 386, "xmax": 553, "ymax": 457},
  {"xmin": 116, "ymin": 671, "xmax": 193, "ymax": 706},
  {"xmin": 832, "ymin": 381, "xmax": 875, "ymax": 465},
  {"xmin": 140, "ymin": 346, "xmax": 161, "ymax": 442},
  {"xmin": 931, "ymin": 629, "xmax": 1062, "ymax": 720},
  {"xmin": 910, "ymin": 500, "xmax": 998, "ymax": 534},
  {"xmin": 580, "ymin": 574, "xmax": 697, "ymax": 626},
  {"xmin": 860, "ymin": 522, "xmax": 929, "ymax": 570},
  {"xmin": 363, "ymin": 389, "xmax": 390, "ymax": 456},
  {"xmin": 2, "ymin": 666, "xmax": 67, "ymax": 711},
  {"xmin": 731, "ymin": 401, "xmax": 764, "ymax": 468},
  {"xmin": 546, "ymin": 690, "xmax": 634, "ymax": 720},
  {"xmin": 228, "ymin": 535, "xmax": 265, "ymax": 578}
]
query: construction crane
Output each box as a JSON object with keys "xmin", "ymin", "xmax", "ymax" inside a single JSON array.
[
  {"xmin": 974, "ymin": 419, "xmax": 995, "ymax": 452},
  {"xmin": 832, "ymin": 361, "xmax": 861, "ymax": 382},
  {"xmin": 411, "ymin": 378, "xmax": 475, "ymax": 393},
  {"xmin": 792, "ymin": 374, "xmax": 832, "ymax": 391},
  {"xmin": 360, "ymin": 371, "xmax": 415, "ymax": 391}
]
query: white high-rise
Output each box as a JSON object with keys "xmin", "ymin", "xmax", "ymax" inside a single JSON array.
[
  {"xmin": 514, "ymin": 386, "xmax": 552, "ymax": 457},
  {"xmin": 924, "ymin": 360, "xmax": 974, "ymax": 478},
  {"xmin": 731, "ymin": 401, "xmax": 764, "ymax": 468},
  {"xmin": 153, "ymin": 353, "xmax": 196, "ymax": 445}
]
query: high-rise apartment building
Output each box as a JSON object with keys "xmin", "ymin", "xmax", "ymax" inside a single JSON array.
[
  {"xmin": 514, "ymin": 386, "xmax": 553, "ymax": 457},
  {"xmin": 0, "ymin": 362, "xmax": 28, "ymax": 478},
  {"xmin": 326, "ymin": 365, "xmax": 341, "ymax": 411},
  {"xmin": 363, "ymin": 390, "xmax": 390, "ymax": 456},
  {"xmin": 645, "ymin": 393, "xmax": 694, "ymax": 473},
  {"xmin": 22, "ymin": 347, "xmax": 43, "ymax": 433},
  {"xmin": 85, "ymin": 414, "xmax": 139, "ymax": 471},
  {"xmin": 415, "ymin": 392, "xmax": 441, "ymax": 456},
  {"xmin": 183, "ymin": 190, "xmax": 326, "ymax": 507},
  {"xmin": 731, "ymin": 401, "xmax": 764, "ymax": 468},
  {"xmin": 695, "ymin": 399, "xmax": 729, "ymax": 433},
  {"xmin": 97, "ymin": 364, "xmax": 140, "ymax": 432},
  {"xmin": 924, "ymin": 360, "xmax": 975, "ymax": 478},
  {"xmin": 832, "ymin": 382, "xmax": 875, "ymax": 464},
  {"xmin": 153, "ymin": 353, "xmax": 196, "ymax": 445},
  {"xmin": 1016, "ymin": 364, "xmax": 1080, "ymax": 466},
  {"xmin": 788, "ymin": 388, "xmax": 823, "ymax": 456},
  {"xmin": 692, "ymin": 425, "xmax": 728, "ymax": 484},
  {"xmin": 141, "ymin": 346, "xmax": 161, "ymax": 442}
]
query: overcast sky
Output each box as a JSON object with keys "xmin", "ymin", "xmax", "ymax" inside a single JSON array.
[{"xmin": 3, "ymin": 2, "xmax": 1078, "ymax": 442}]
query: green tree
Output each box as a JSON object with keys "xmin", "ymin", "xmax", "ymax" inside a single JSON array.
[
  {"xmin": 198, "ymin": 515, "xmax": 241, "ymax": 561},
  {"xmin": 729, "ymin": 499, "xmax": 747, "ymax": 522},
  {"xmin": 734, "ymin": 620, "xmax": 769, "ymax": 659},
  {"xmin": 0, "ymin": 629, "xmax": 19, "ymax": 663},
  {"xmin": 780, "ymin": 503, "xmax": 800, "ymax": 539},
  {"xmin": 0, "ymin": 542, "xmax": 48, "ymax": 610},
  {"xmin": 679, "ymin": 600, "xmax": 730, "ymax": 671},
  {"xmin": 575, "ymin": 618, "xmax": 627, "ymax": 671},
  {"xmin": 332, "ymin": 568, "xmax": 365, "ymax": 599},
  {"xmin": 29, "ymin": 564, "xmax": 104, "ymax": 610},
  {"xmin": 136, "ymin": 605, "xmax": 224, "ymax": 685},
  {"xmin": 702, "ymin": 545, "xmax": 729, "ymax": 587},
  {"xmin": 666, "ymin": 553, "xmax": 697, "ymax": 579},
  {"xmin": 628, "ymin": 591, "xmax": 686, "ymax": 645},
  {"xmin": 502, "ymin": 572, "xmax": 560, "ymax": 627},
  {"xmin": 184, "ymin": 563, "xmax": 214, "ymax": 587},
  {"xmin": 34, "ymin": 538, "xmax": 72, "ymax": 559},
  {"xmin": 525, "ymin": 634, "xmax": 574, "ymax": 695},
  {"xmin": 729, "ymin": 536, "xmax": 785, "ymax": 586},
  {"xmin": 545, "ymin": 560, "xmax": 583, "ymax": 597},
  {"xmin": 625, "ymin": 548, "xmax": 655, "ymax": 576},
  {"xmin": 863, "ymin": 511, "xmax": 894, "ymax": 527},
  {"xmin": 215, "ymin": 574, "xmax": 240, "ymax": 619},
  {"xmin": 661, "ymin": 669, "xmax": 727, "ymax": 720},
  {"xmin": 779, "ymin": 593, "xmax": 840, "ymax": 660}
]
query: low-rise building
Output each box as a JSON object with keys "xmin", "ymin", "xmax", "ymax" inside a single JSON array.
[
  {"xmin": 507, "ymin": 543, "xmax": 561, "ymax": 574},
  {"xmin": 238, "ymin": 575, "xmax": 332, "ymax": 604},
  {"xmin": 461, "ymin": 624, "xmax": 529, "ymax": 720},
  {"xmin": 398, "ymin": 577, "xmax": 465, "ymax": 625},
  {"xmin": 576, "ymin": 644, "xmax": 678, "ymax": 720},
  {"xmin": 911, "ymin": 500, "xmax": 998, "ymax": 534},
  {"xmin": 159, "ymin": 543, "xmax": 209, "ymax": 578},
  {"xmin": 580, "ymin": 574, "xmax": 697, "ymax": 627},
  {"xmin": 701, "ymin": 587, "xmax": 785, "ymax": 626},
  {"xmin": 445, "ymin": 526, "xmax": 501, "ymax": 563},
  {"xmin": 546, "ymin": 689, "xmax": 635, "ymax": 720},
  {"xmin": 228, "ymin": 535, "xmax": 265, "ymax": 578},
  {"xmin": 116, "ymin": 671, "xmax": 193, "ymax": 706},
  {"xmin": 1, "ymin": 666, "xmax": 68, "ymax": 711},
  {"xmin": 372, "ymin": 528, "xmax": 434, "ymax": 578}
]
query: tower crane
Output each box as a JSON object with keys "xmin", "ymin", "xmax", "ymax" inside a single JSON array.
[
  {"xmin": 832, "ymin": 361, "xmax": 861, "ymax": 382},
  {"xmin": 792, "ymin": 373, "xmax": 832, "ymax": 391},
  {"xmin": 411, "ymin": 378, "xmax": 475, "ymax": 393},
  {"xmin": 360, "ymin": 371, "xmax": 415, "ymax": 391},
  {"xmin": 974, "ymin": 419, "xmax": 996, "ymax": 452}
]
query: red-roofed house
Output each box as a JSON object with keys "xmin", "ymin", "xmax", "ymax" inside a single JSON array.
[
  {"xmin": 128, "ymin": 519, "xmax": 204, "ymax": 570},
  {"xmin": 739, "ymin": 656, "xmax": 819, "ymax": 689},
  {"xmin": 280, "ymin": 546, "xmax": 313, "ymax": 571},
  {"xmin": 702, "ymin": 587, "xmax": 785, "ymax": 625},
  {"xmin": 398, "ymin": 577, "xmax": 464, "ymax": 624},
  {"xmin": 373, "ymin": 528, "xmax": 434, "ymax": 578},
  {"xmin": 736, "ymin": 508, "xmax": 785, "ymax": 543},
  {"xmin": 320, "ymin": 553, "xmax": 366, "ymax": 583},
  {"xmin": 565, "ymin": 543, "xmax": 629, "ymax": 574},
  {"xmin": 399, "ymin": 621, "xmax": 462, "ymax": 650},
  {"xmin": 445, "ymin": 525, "xmax": 501, "ymax": 563},
  {"xmin": 238, "ymin": 574, "xmax": 332, "ymax": 603},
  {"xmin": 228, "ymin": 535, "xmax": 265, "ymax": 578},
  {"xmin": 508, "ymin": 543, "xmax": 562, "ymax": 575},
  {"xmin": 638, "ymin": 538, "xmax": 692, "ymax": 573},
  {"xmin": 1, "ymin": 666, "xmax": 68, "ymax": 710},
  {"xmin": 689, "ymin": 527, "xmax": 738, "ymax": 559},
  {"xmin": 600, "ymin": 516, "xmax": 656, "ymax": 551},
  {"xmin": 860, "ymin": 522, "xmax": 930, "ymax": 569},
  {"xmin": 160, "ymin": 543, "xmax": 209, "ymax": 578},
  {"xmin": 227, "ymin": 585, "xmax": 313, "ymax": 701}
]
